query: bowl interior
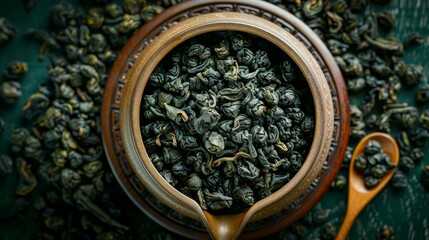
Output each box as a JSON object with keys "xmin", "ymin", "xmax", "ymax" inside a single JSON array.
[
  {"xmin": 140, "ymin": 30, "xmax": 316, "ymax": 213},
  {"xmin": 120, "ymin": 12, "xmax": 333, "ymax": 221}
]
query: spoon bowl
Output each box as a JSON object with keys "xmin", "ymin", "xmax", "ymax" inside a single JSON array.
[{"xmin": 336, "ymin": 132, "xmax": 399, "ymax": 240}]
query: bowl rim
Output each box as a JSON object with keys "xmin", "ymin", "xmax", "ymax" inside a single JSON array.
[{"xmin": 120, "ymin": 12, "xmax": 334, "ymax": 221}]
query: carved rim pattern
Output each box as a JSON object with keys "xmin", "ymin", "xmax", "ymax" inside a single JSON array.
[{"xmin": 100, "ymin": 0, "xmax": 350, "ymax": 239}]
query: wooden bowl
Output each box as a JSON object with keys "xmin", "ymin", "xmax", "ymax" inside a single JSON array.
[{"xmin": 119, "ymin": 12, "xmax": 334, "ymax": 239}]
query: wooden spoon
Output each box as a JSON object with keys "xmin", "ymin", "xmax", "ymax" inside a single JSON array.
[{"xmin": 336, "ymin": 132, "xmax": 399, "ymax": 240}]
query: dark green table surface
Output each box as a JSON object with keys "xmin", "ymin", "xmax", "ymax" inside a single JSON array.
[{"xmin": 0, "ymin": 0, "xmax": 428, "ymax": 239}]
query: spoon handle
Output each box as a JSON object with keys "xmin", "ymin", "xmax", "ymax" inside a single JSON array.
[
  {"xmin": 335, "ymin": 195, "xmax": 364, "ymax": 240},
  {"xmin": 335, "ymin": 207, "xmax": 359, "ymax": 240},
  {"xmin": 336, "ymin": 210, "xmax": 357, "ymax": 239}
]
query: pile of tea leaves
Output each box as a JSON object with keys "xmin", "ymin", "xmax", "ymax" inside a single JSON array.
[
  {"xmin": 0, "ymin": 0, "xmax": 181, "ymax": 239},
  {"xmin": 141, "ymin": 30, "xmax": 315, "ymax": 212}
]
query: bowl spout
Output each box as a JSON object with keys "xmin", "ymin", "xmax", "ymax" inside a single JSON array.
[{"xmin": 201, "ymin": 210, "xmax": 251, "ymax": 240}]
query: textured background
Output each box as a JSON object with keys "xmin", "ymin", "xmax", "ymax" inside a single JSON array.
[{"xmin": 0, "ymin": 0, "xmax": 428, "ymax": 239}]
